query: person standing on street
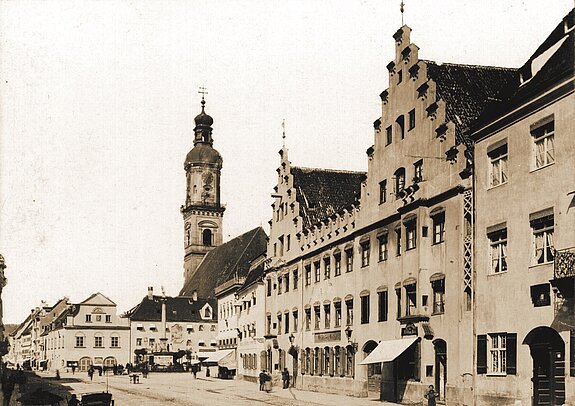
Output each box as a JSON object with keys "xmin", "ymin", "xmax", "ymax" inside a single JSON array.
[
  {"xmin": 88, "ymin": 366, "xmax": 94, "ymax": 381},
  {"xmin": 281, "ymin": 368, "xmax": 289, "ymax": 389},
  {"xmin": 424, "ymin": 385, "xmax": 439, "ymax": 406},
  {"xmin": 259, "ymin": 370, "xmax": 266, "ymax": 391}
]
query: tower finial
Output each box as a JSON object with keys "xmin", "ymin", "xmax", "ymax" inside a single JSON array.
[
  {"xmin": 198, "ymin": 86, "xmax": 208, "ymax": 110},
  {"xmin": 400, "ymin": 0, "xmax": 405, "ymax": 26},
  {"xmin": 282, "ymin": 119, "xmax": 286, "ymax": 147}
]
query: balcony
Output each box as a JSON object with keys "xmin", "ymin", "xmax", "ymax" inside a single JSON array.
[{"xmin": 554, "ymin": 248, "xmax": 575, "ymax": 279}]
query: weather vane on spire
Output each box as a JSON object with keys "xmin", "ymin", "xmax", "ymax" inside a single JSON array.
[
  {"xmin": 282, "ymin": 119, "xmax": 286, "ymax": 147},
  {"xmin": 400, "ymin": 0, "xmax": 405, "ymax": 26},
  {"xmin": 198, "ymin": 86, "xmax": 208, "ymax": 108}
]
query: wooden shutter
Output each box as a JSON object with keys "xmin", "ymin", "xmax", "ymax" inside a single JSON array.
[
  {"xmin": 477, "ymin": 335, "xmax": 487, "ymax": 374},
  {"xmin": 570, "ymin": 330, "xmax": 575, "ymax": 377},
  {"xmin": 506, "ymin": 333, "xmax": 517, "ymax": 375}
]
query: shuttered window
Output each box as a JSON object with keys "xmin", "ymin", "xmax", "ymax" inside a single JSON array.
[{"xmin": 477, "ymin": 335, "xmax": 487, "ymax": 374}]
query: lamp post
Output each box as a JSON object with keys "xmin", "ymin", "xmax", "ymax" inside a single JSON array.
[{"xmin": 344, "ymin": 326, "xmax": 357, "ymax": 351}]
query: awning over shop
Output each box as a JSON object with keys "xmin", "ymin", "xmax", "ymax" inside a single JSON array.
[
  {"xmin": 205, "ymin": 349, "xmax": 236, "ymax": 369},
  {"xmin": 360, "ymin": 337, "xmax": 419, "ymax": 365}
]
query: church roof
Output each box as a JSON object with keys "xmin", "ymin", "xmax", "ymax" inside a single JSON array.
[
  {"xmin": 126, "ymin": 295, "xmax": 217, "ymax": 322},
  {"xmin": 424, "ymin": 61, "xmax": 519, "ymax": 144},
  {"xmin": 179, "ymin": 226, "xmax": 268, "ymax": 299},
  {"xmin": 291, "ymin": 167, "xmax": 366, "ymax": 230}
]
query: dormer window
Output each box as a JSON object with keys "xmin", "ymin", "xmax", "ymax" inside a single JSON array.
[{"xmin": 204, "ymin": 307, "xmax": 212, "ymax": 318}]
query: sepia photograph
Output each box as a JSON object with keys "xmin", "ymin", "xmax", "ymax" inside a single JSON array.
[{"xmin": 0, "ymin": 1, "xmax": 573, "ymax": 404}]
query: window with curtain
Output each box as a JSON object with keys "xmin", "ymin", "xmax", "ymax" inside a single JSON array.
[
  {"xmin": 531, "ymin": 119, "xmax": 555, "ymax": 168},
  {"xmin": 531, "ymin": 215, "xmax": 554, "ymax": 265},
  {"xmin": 488, "ymin": 144, "xmax": 508, "ymax": 187},
  {"xmin": 489, "ymin": 228, "xmax": 508, "ymax": 274}
]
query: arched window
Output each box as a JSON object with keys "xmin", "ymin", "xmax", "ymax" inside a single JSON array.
[
  {"xmin": 203, "ymin": 229, "xmax": 213, "ymax": 246},
  {"xmin": 394, "ymin": 168, "xmax": 406, "ymax": 197},
  {"xmin": 204, "ymin": 307, "xmax": 212, "ymax": 318}
]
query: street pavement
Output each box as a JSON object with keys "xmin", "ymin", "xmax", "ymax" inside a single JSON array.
[{"xmin": 34, "ymin": 369, "xmax": 404, "ymax": 405}]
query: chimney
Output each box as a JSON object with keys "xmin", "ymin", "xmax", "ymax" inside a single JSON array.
[
  {"xmin": 192, "ymin": 290, "xmax": 198, "ymax": 301},
  {"xmin": 147, "ymin": 286, "xmax": 153, "ymax": 300}
]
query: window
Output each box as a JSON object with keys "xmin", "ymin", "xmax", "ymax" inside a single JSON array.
[
  {"xmin": 277, "ymin": 314, "xmax": 282, "ymax": 334},
  {"xmin": 489, "ymin": 334, "xmax": 506, "ymax": 373},
  {"xmin": 395, "ymin": 228, "xmax": 402, "ymax": 256},
  {"xmin": 477, "ymin": 333, "xmax": 517, "ymax": 375},
  {"xmin": 202, "ymin": 229, "xmax": 213, "ymax": 246},
  {"xmin": 397, "ymin": 69, "xmax": 403, "ymax": 84},
  {"xmin": 396, "ymin": 288, "xmax": 402, "ymax": 319},
  {"xmin": 408, "ymin": 108, "xmax": 415, "ymax": 130},
  {"xmin": 379, "ymin": 180, "xmax": 387, "ymax": 204},
  {"xmin": 293, "ymin": 310, "xmax": 298, "ymax": 332},
  {"xmin": 94, "ymin": 336, "xmax": 103, "ymax": 348},
  {"xmin": 324, "ymin": 304, "xmax": 331, "ymax": 329},
  {"xmin": 96, "ymin": 315, "xmax": 101, "ymax": 322},
  {"xmin": 360, "ymin": 240, "xmax": 370, "ymax": 267},
  {"xmin": 284, "ymin": 312, "xmax": 290, "ymax": 334},
  {"xmin": 286, "ymin": 234, "xmax": 291, "ymax": 251},
  {"xmin": 345, "ymin": 299, "xmax": 354, "ymax": 326},
  {"xmin": 345, "ymin": 345, "xmax": 355, "ymax": 377},
  {"xmin": 267, "ymin": 279, "xmax": 272, "ymax": 296},
  {"xmin": 86, "ymin": 314, "xmax": 92, "ymax": 323},
  {"xmin": 305, "ymin": 308, "xmax": 311, "ymax": 331},
  {"xmin": 136, "ymin": 338, "xmax": 142, "ymax": 346},
  {"xmin": 385, "ymin": 126, "xmax": 392, "ymax": 145},
  {"xmin": 531, "ymin": 119, "xmax": 554, "ymax": 168},
  {"xmin": 532, "ymin": 214, "xmax": 554, "ymax": 265},
  {"xmin": 413, "ymin": 160, "xmax": 423, "ymax": 183},
  {"xmin": 489, "ymin": 228, "xmax": 507, "ymax": 274},
  {"xmin": 314, "ymin": 306, "xmax": 321, "ymax": 330},
  {"xmin": 396, "ymin": 115, "xmax": 405, "ymax": 139},
  {"xmin": 334, "ymin": 302, "xmax": 342, "ymax": 327},
  {"xmin": 530, "ymin": 284, "xmax": 551, "ymax": 307},
  {"xmin": 305, "ymin": 265, "xmax": 311, "ymax": 286},
  {"xmin": 285, "ymin": 274, "xmax": 290, "ymax": 293},
  {"xmin": 204, "ymin": 307, "xmax": 211, "ymax": 318},
  {"xmin": 149, "ymin": 338, "xmax": 156, "ymax": 347},
  {"xmin": 394, "ymin": 168, "xmax": 406, "ymax": 198},
  {"xmin": 324, "ymin": 258, "xmax": 331, "ymax": 279},
  {"xmin": 266, "ymin": 315, "xmax": 272, "ymax": 335},
  {"xmin": 314, "ymin": 261, "xmax": 321, "ymax": 283},
  {"xmin": 432, "ymin": 279, "xmax": 445, "ymax": 314},
  {"xmin": 278, "ymin": 276, "xmax": 282, "ymax": 294},
  {"xmin": 293, "ymin": 269, "xmax": 299, "ymax": 290},
  {"xmin": 334, "ymin": 253, "xmax": 341, "ymax": 276},
  {"xmin": 278, "ymin": 235, "xmax": 284, "ymax": 256},
  {"xmin": 405, "ymin": 284, "xmax": 417, "ymax": 316},
  {"xmin": 405, "ymin": 219, "xmax": 417, "ymax": 250},
  {"xmin": 345, "ymin": 248, "xmax": 353, "ymax": 273},
  {"xmin": 378, "ymin": 291, "xmax": 388, "ymax": 322},
  {"xmin": 105, "ymin": 315, "xmax": 111, "ymax": 323},
  {"xmin": 488, "ymin": 144, "xmax": 508, "ymax": 187},
  {"xmin": 378, "ymin": 233, "xmax": 388, "ymax": 261},
  {"xmin": 360, "ymin": 294, "xmax": 370, "ymax": 324},
  {"xmin": 432, "ymin": 212, "xmax": 445, "ymax": 244},
  {"xmin": 111, "ymin": 336, "xmax": 119, "ymax": 348},
  {"xmin": 75, "ymin": 336, "xmax": 84, "ymax": 348}
]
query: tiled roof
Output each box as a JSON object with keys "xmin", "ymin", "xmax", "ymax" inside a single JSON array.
[
  {"xmin": 474, "ymin": 9, "xmax": 574, "ymax": 128},
  {"xmin": 425, "ymin": 61, "xmax": 519, "ymax": 143},
  {"xmin": 126, "ymin": 295, "xmax": 217, "ymax": 322},
  {"xmin": 179, "ymin": 227, "xmax": 268, "ymax": 299},
  {"xmin": 291, "ymin": 167, "xmax": 366, "ymax": 230},
  {"xmin": 241, "ymin": 262, "xmax": 264, "ymax": 291}
]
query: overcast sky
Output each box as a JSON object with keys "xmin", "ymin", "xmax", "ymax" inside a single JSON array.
[{"xmin": 0, "ymin": 0, "xmax": 572, "ymax": 324}]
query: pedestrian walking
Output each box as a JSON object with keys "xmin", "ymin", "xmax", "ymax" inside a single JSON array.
[
  {"xmin": 264, "ymin": 371, "xmax": 272, "ymax": 393},
  {"xmin": 71, "ymin": 364, "xmax": 76, "ymax": 375},
  {"xmin": 424, "ymin": 385, "xmax": 439, "ymax": 406},
  {"xmin": 88, "ymin": 366, "xmax": 94, "ymax": 381},
  {"xmin": 281, "ymin": 368, "xmax": 289, "ymax": 389},
  {"xmin": 191, "ymin": 364, "xmax": 197, "ymax": 379},
  {"xmin": 258, "ymin": 370, "xmax": 266, "ymax": 391}
]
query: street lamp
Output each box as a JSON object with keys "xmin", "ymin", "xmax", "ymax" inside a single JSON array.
[
  {"xmin": 288, "ymin": 333, "xmax": 295, "ymax": 344},
  {"xmin": 344, "ymin": 326, "xmax": 357, "ymax": 351}
]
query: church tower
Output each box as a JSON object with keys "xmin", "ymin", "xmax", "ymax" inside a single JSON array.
[{"xmin": 181, "ymin": 97, "xmax": 225, "ymax": 283}]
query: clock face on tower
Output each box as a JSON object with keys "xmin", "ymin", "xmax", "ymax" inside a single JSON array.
[{"xmin": 202, "ymin": 171, "xmax": 213, "ymax": 187}]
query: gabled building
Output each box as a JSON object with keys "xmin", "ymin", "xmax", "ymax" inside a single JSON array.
[
  {"xmin": 263, "ymin": 23, "xmax": 517, "ymax": 405},
  {"xmin": 126, "ymin": 287, "xmax": 217, "ymax": 364},
  {"xmin": 37, "ymin": 293, "xmax": 130, "ymax": 372},
  {"xmin": 471, "ymin": 9, "xmax": 574, "ymax": 406}
]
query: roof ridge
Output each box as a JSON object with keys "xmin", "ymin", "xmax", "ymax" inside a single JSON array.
[
  {"xmin": 292, "ymin": 166, "xmax": 366, "ymax": 175},
  {"xmin": 228, "ymin": 228, "xmax": 262, "ymax": 281},
  {"xmin": 422, "ymin": 59, "xmax": 518, "ymax": 71}
]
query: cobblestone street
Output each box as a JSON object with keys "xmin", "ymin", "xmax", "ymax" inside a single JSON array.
[{"xmin": 34, "ymin": 370, "xmax": 401, "ymax": 406}]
